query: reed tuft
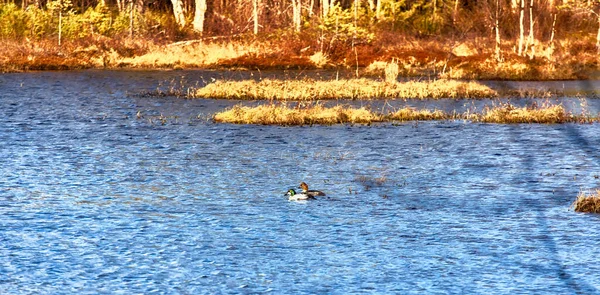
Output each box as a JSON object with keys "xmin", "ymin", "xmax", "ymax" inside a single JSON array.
[
  {"xmin": 572, "ymin": 190, "xmax": 600, "ymax": 213},
  {"xmin": 476, "ymin": 102, "xmax": 573, "ymax": 124},
  {"xmin": 384, "ymin": 61, "xmax": 400, "ymax": 83}
]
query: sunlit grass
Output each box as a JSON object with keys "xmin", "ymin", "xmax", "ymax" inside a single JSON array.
[
  {"xmin": 213, "ymin": 103, "xmax": 383, "ymax": 125},
  {"xmin": 388, "ymin": 107, "xmax": 451, "ymax": 121},
  {"xmin": 473, "ymin": 102, "xmax": 595, "ymax": 124},
  {"xmin": 193, "ymin": 78, "xmax": 497, "ymax": 100},
  {"xmin": 213, "ymin": 102, "xmax": 598, "ymax": 125},
  {"xmin": 572, "ymin": 190, "xmax": 600, "ymax": 213},
  {"xmin": 118, "ymin": 42, "xmax": 262, "ymax": 68}
]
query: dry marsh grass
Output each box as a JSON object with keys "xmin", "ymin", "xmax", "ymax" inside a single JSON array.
[
  {"xmin": 213, "ymin": 102, "xmax": 597, "ymax": 125},
  {"xmin": 388, "ymin": 107, "xmax": 450, "ymax": 121},
  {"xmin": 193, "ymin": 78, "xmax": 497, "ymax": 100},
  {"xmin": 572, "ymin": 190, "xmax": 600, "ymax": 213},
  {"xmin": 213, "ymin": 104, "xmax": 383, "ymax": 125},
  {"xmin": 117, "ymin": 41, "xmax": 263, "ymax": 68},
  {"xmin": 475, "ymin": 103, "xmax": 577, "ymax": 124}
]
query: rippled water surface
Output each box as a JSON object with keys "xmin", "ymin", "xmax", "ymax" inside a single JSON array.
[{"xmin": 2, "ymin": 70, "xmax": 600, "ymax": 294}]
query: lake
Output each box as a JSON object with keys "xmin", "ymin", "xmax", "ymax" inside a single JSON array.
[{"xmin": 1, "ymin": 70, "xmax": 600, "ymax": 294}]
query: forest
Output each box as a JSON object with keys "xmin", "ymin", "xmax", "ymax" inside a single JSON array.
[{"xmin": 1, "ymin": 0, "xmax": 600, "ymax": 79}]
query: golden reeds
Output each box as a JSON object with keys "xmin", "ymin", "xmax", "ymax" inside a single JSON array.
[
  {"xmin": 476, "ymin": 102, "xmax": 574, "ymax": 124},
  {"xmin": 213, "ymin": 104, "xmax": 383, "ymax": 125},
  {"xmin": 388, "ymin": 107, "xmax": 450, "ymax": 121},
  {"xmin": 193, "ymin": 78, "xmax": 497, "ymax": 100},
  {"xmin": 213, "ymin": 102, "xmax": 597, "ymax": 125},
  {"xmin": 572, "ymin": 190, "xmax": 600, "ymax": 213},
  {"xmin": 118, "ymin": 42, "xmax": 263, "ymax": 68}
]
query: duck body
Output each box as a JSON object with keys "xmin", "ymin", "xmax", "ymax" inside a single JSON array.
[
  {"xmin": 285, "ymin": 189, "xmax": 316, "ymax": 201},
  {"xmin": 299, "ymin": 182, "xmax": 326, "ymax": 197}
]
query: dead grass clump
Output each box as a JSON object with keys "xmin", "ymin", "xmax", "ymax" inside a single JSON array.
[
  {"xmin": 477, "ymin": 102, "xmax": 573, "ymax": 124},
  {"xmin": 118, "ymin": 41, "xmax": 262, "ymax": 68},
  {"xmin": 193, "ymin": 78, "xmax": 497, "ymax": 100},
  {"xmin": 384, "ymin": 61, "xmax": 400, "ymax": 83},
  {"xmin": 213, "ymin": 104, "xmax": 383, "ymax": 125},
  {"xmin": 309, "ymin": 51, "xmax": 329, "ymax": 68},
  {"xmin": 388, "ymin": 107, "xmax": 449, "ymax": 121},
  {"xmin": 572, "ymin": 190, "xmax": 600, "ymax": 213}
]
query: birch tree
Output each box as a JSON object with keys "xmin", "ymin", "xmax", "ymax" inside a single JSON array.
[
  {"xmin": 525, "ymin": 0, "xmax": 535, "ymax": 59},
  {"xmin": 494, "ymin": 0, "xmax": 502, "ymax": 61},
  {"xmin": 518, "ymin": 0, "xmax": 525, "ymax": 55},
  {"xmin": 292, "ymin": 0, "xmax": 301, "ymax": 31},
  {"xmin": 322, "ymin": 0, "xmax": 329, "ymax": 18},
  {"xmin": 193, "ymin": 0, "xmax": 207, "ymax": 33},
  {"xmin": 453, "ymin": 0, "xmax": 459, "ymax": 25},
  {"xmin": 170, "ymin": 0, "xmax": 186, "ymax": 28},
  {"xmin": 253, "ymin": 0, "xmax": 259, "ymax": 34}
]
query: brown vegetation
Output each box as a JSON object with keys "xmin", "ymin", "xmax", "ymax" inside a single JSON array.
[
  {"xmin": 476, "ymin": 102, "xmax": 578, "ymax": 124},
  {"xmin": 193, "ymin": 78, "xmax": 497, "ymax": 100},
  {"xmin": 572, "ymin": 190, "xmax": 600, "ymax": 214},
  {"xmin": 213, "ymin": 103, "xmax": 383, "ymax": 125},
  {"xmin": 213, "ymin": 102, "xmax": 597, "ymax": 125},
  {"xmin": 4, "ymin": 1, "xmax": 600, "ymax": 79}
]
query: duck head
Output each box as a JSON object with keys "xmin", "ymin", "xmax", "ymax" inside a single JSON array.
[{"xmin": 299, "ymin": 182, "xmax": 309, "ymax": 191}]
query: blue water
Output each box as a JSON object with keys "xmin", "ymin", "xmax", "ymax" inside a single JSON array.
[{"xmin": 2, "ymin": 70, "xmax": 600, "ymax": 294}]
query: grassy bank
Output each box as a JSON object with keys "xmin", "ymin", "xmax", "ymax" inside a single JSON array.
[
  {"xmin": 5, "ymin": 36, "xmax": 600, "ymax": 81},
  {"xmin": 572, "ymin": 190, "xmax": 600, "ymax": 214},
  {"xmin": 193, "ymin": 79, "xmax": 497, "ymax": 100},
  {"xmin": 213, "ymin": 102, "xmax": 594, "ymax": 125}
]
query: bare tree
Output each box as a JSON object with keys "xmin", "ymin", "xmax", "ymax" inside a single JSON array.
[
  {"xmin": 518, "ymin": 0, "xmax": 525, "ymax": 55},
  {"xmin": 253, "ymin": 0, "xmax": 259, "ymax": 34},
  {"xmin": 526, "ymin": 0, "xmax": 534, "ymax": 59},
  {"xmin": 292, "ymin": 0, "xmax": 301, "ymax": 31},
  {"xmin": 453, "ymin": 0, "xmax": 459, "ymax": 25},
  {"xmin": 495, "ymin": 0, "xmax": 502, "ymax": 61},
  {"xmin": 171, "ymin": 0, "xmax": 186, "ymax": 28},
  {"xmin": 193, "ymin": 0, "xmax": 208, "ymax": 33}
]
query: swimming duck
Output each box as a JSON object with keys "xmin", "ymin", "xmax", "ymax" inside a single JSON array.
[
  {"xmin": 299, "ymin": 182, "xmax": 326, "ymax": 197},
  {"xmin": 285, "ymin": 189, "xmax": 315, "ymax": 201}
]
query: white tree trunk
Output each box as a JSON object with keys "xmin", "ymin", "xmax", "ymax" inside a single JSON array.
[
  {"xmin": 129, "ymin": 0, "xmax": 134, "ymax": 37},
  {"xmin": 253, "ymin": 0, "xmax": 259, "ymax": 34},
  {"xmin": 58, "ymin": 8, "xmax": 62, "ymax": 46},
  {"xmin": 453, "ymin": 0, "xmax": 459, "ymax": 25},
  {"xmin": 170, "ymin": 0, "xmax": 187, "ymax": 28},
  {"xmin": 511, "ymin": 0, "xmax": 518, "ymax": 10},
  {"xmin": 376, "ymin": 0, "xmax": 381, "ymax": 19},
  {"xmin": 193, "ymin": 0, "xmax": 207, "ymax": 33},
  {"xmin": 495, "ymin": 0, "xmax": 502, "ymax": 62},
  {"xmin": 596, "ymin": 16, "xmax": 600, "ymax": 52},
  {"xmin": 527, "ymin": 0, "xmax": 535, "ymax": 59},
  {"xmin": 367, "ymin": 0, "xmax": 374, "ymax": 11},
  {"xmin": 292, "ymin": 0, "xmax": 301, "ymax": 32},
  {"xmin": 322, "ymin": 0, "xmax": 329, "ymax": 18},
  {"xmin": 518, "ymin": 0, "xmax": 525, "ymax": 55},
  {"xmin": 550, "ymin": 13, "xmax": 556, "ymax": 44}
]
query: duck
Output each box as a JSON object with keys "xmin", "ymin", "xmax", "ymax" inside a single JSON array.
[
  {"xmin": 285, "ymin": 189, "xmax": 316, "ymax": 201},
  {"xmin": 299, "ymin": 182, "xmax": 326, "ymax": 197}
]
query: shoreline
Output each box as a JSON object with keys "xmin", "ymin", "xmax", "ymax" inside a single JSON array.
[{"xmin": 3, "ymin": 37, "xmax": 600, "ymax": 81}]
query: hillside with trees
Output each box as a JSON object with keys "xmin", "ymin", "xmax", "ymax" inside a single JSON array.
[{"xmin": 1, "ymin": 0, "xmax": 600, "ymax": 79}]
